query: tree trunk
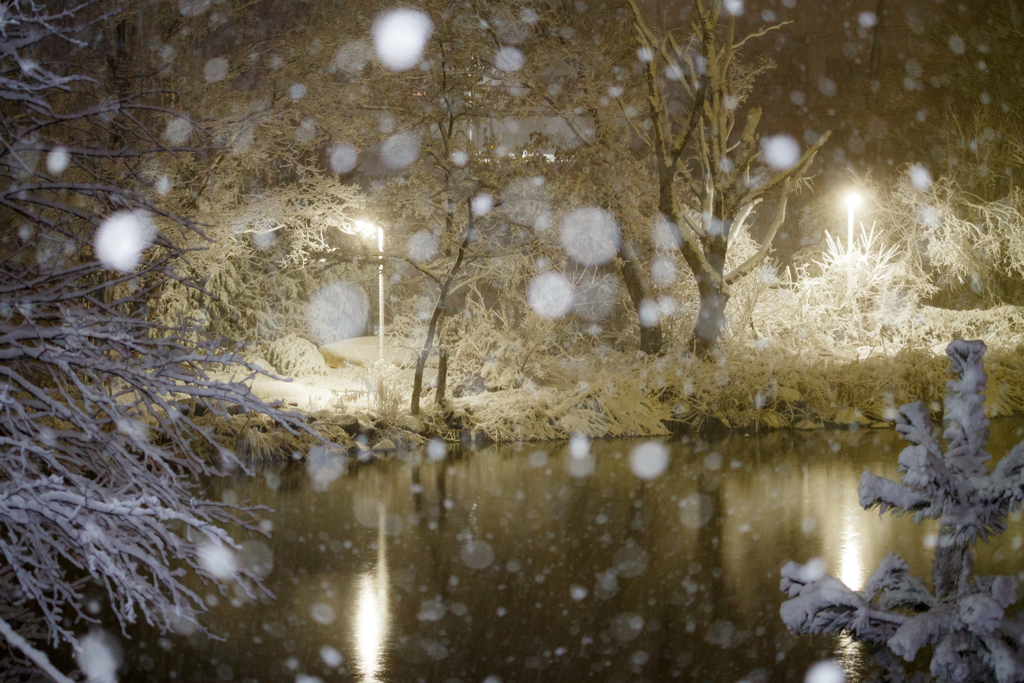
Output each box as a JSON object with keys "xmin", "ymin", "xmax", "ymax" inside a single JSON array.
[
  {"xmin": 689, "ymin": 281, "xmax": 729, "ymax": 357},
  {"xmin": 686, "ymin": 236, "xmax": 729, "ymax": 358},
  {"xmin": 435, "ymin": 347, "xmax": 449, "ymax": 408},
  {"xmin": 932, "ymin": 526, "xmax": 971, "ymax": 599},
  {"xmin": 620, "ymin": 243, "xmax": 663, "ymax": 355},
  {"xmin": 411, "ymin": 206, "xmax": 472, "ymax": 416}
]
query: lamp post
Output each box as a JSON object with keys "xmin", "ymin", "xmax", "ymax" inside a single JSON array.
[
  {"xmin": 845, "ymin": 192, "xmax": 862, "ymax": 253},
  {"xmin": 376, "ymin": 224, "xmax": 384, "ymax": 365},
  {"xmin": 354, "ymin": 220, "xmax": 385, "ymax": 363}
]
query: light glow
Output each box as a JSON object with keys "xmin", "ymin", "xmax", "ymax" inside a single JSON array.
[
  {"xmin": 353, "ymin": 219, "xmax": 378, "ymax": 241},
  {"xmin": 844, "ymin": 192, "xmax": 862, "ymax": 210}
]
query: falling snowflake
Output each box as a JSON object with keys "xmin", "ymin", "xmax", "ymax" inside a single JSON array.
[
  {"xmin": 760, "ymin": 134, "xmax": 801, "ymax": 170},
  {"xmin": 372, "ymin": 9, "xmax": 433, "ymax": 71},
  {"xmin": 381, "ymin": 132, "xmax": 420, "ymax": 169},
  {"xmin": 329, "ymin": 143, "xmax": 359, "ymax": 174},
  {"xmin": 629, "ymin": 441, "xmax": 669, "ymax": 480},
  {"xmin": 471, "ymin": 193, "xmax": 494, "ymax": 216},
  {"xmin": 95, "ymin": 211, "xmax": 156, "ymax": 272},
  {"xmin": 406, "ymin": 232, "xmax": 439, "ymax": 262},
  {"xmin": 203, "ymin": 57, "xmax": 229, "ymax": 83},
  {"xmin": 307, "ymin": 282, "xmax": 370, "ymax": 344},
  {"xmin": 559, "ymin": 207, "xmax": 620, "ymax": 266},
  {"xmin": 909, "ymin": 164, "xmax": 932, "ymax": 191},
  {"xmin": 46, "ymin": 147, "xmax": 69, "ymax": 174},
  {"xmin": 197, "ymin": 541, "xmax": 237, "ymax": 580},
  {"xmin": 493, "ymin": 46, "xmax": 525, "ymax": 72},
  {"xmin": 163, "ymin": 117, "xmax": 192, "ymax": 145},
  {"xmin": 76, "ymin": 631, "xmax": 121, "ymax": 683},
  {"xmin": 527, "ymin": 272, "xmax": 573, "ymax": 318}
]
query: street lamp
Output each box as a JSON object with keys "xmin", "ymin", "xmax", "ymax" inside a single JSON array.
[
  {"xmin": 354, "ymin": 220, "xmax": 385, "ymax": 364},
  {"xmin": 844, "ymin": 192, "xmax": 861, "ymax": 253}
]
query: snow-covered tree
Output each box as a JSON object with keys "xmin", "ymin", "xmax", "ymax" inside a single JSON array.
[
  {"xmin": 780, "ymin": 339, "xmax": 1024, "ymax": 682},
  {"xmin": 622, "ymin": 0, "xmax": 829, "ymax": 357},
  {"xmin": 0, "ymin": 2, "xmax": 318, "ymax": 679}
]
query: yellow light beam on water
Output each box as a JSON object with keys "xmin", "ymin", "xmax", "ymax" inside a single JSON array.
[{"xmin": 353, "ymin": 503, "xmax": 390, "ymax": 682}]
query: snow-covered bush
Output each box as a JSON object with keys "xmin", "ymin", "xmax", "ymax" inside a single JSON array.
[
  {"xmin": 780, "ymin": 339, "xmax": 1024, "ymax": 682},
  {"xmin": 263, "ymin": 334, "xmax": 329, "ymax": 377},
  {"xmin": 0, "ymin": 4, "xmax": 319, "ymax": 679}
]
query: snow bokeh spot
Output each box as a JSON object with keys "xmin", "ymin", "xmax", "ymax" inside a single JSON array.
[
  {"xmin": 46, "ymin": 147, "xmax": 69, "ymax": 175},
  {"xmin": 406, "ymin": 232, "xmax": 439, "ymax": 262},
  {"xmin": 501, "ymin": 176, "xmax": 550, "ymax": 229},
  {"xmin": 610, "ymin": 613, "xmax": 645, "ymax": 642},
  {"xmin": 320, "ymin": 645, "xmax": 343, "ymax": 667},
  {"xmin": 652, "ymin": 216, "xmax": 681, "ymax": 251},
  {"xmin": 638, "ymin": 299, "xmax": 660, "ymax": 328},
  {"xmin": 761, "ymin": 134, "xmax": 801, "ymax": 170},
  {"xmin": 472, "ymin": 193, "xmax": 494, "ymax": 216},
  {"xmin": 310, "ymin": 603, "xmax": 335, "ymax": 625},
  {"xmin": 573, "ymin": 272, "xmax": 619, "ymax": 321},
  {"xmin": 678, "ymin": 493, "xmax": 714, "ymax": 529},
  {"xmin": 652, "ymin": 255, "xmax": 677, "ymax": 286},
  {"xmin": 155, "ymin": 175, "xmax": 172, "ymax": 195},
  {"xmin": 569, "ymin": 433, "xmax": 590, "ymax": 459},
  {"xmin": 95, "ymin": 211, "xmax": 156, "ymax": 272},
  {"xmin": 372, "ymin": 9, "xmax": 433, "ymax": 71},
  {"xmin": 527, "ymin": 272, "xmax": 574, "ymax": 318},
  {"xmin": 238, "ymin": 540, "xmax": 274, "ymax": 580},
  {"xmin": 296, "ymin": 118, "xmax": 317, "ymax": 143},
  {"xmin": 307, "ymin": 282, "xmax": 370, "ymax": 344},
  {"xmin": 460, "ymin": 540, "xmax": 496, "ymax": 569},
  {"xmin": 178, "ymin": 0, "xmax": 210, "ymax": 16},
  {"xmin": 198, "ymin": 541, "xmax": 237, "ymax": 580},
  {"xmin": 307, "ymin": 446, "xmax": 345, "ymax": 491},
  {"xmin": 163, "ymin": 118, "xmax": 192, "ymax": 145},
  {"xmin": 559, "ymin": 208, "xmax": 620, "ymax": 267},
  {"xmin": 630, "ymin": 441, "xmax": 669, "ymax": 480},
  {"xmin": 858, "ymin": 11, "xmax": 878, "ymax": 28},
  {"xmin": 723, "ymin": 0, "xmax": 743, "ymax": 16},
  {"xmin": 909, "ymin": 164, "xmax": 932, "ymax": 191},
  {"xmin": 203, "ymin": 57, "xmax": 229, "ymax": 83},
  {"xmin": 330, "ymin": 40, "xmax": 372, "ymax": 73},
  {"xmin": 288, "ymin": 83, "xmax": 307, "ymax": 101},
  {"xmin": 804, "ymin": 660, "xmax": 845, "ymax": 683},
  {"xmin": 493, "ymin": 46, "xmax": 525, "ymax": 72},
  {"xmin": 329, "ymin": 143, "xmax": 359, "ymax": 174},
  {"xmin": 426, "ymin": 438, "xmax": 447, "ymax": 462},
  {"xmin": 381, "ymin": 132, "xmax": 420, "ymax": 169},
  {"xmin": 451, "ymin": 150, "xmax": 469, "ymax": 167},
  {"xmin": 76, "ymin": 630, "xmax": 121, "ymax": 683}
]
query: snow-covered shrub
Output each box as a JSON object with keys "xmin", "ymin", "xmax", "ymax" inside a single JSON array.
[
  {"xmin": 263, "ymin": 334, "xmax": 329, "ymax": 377},
  {"xmin": 780, "ymin": 339, "xmax": 1024, "ymax": 682},
  {"xmin": 0, "ymin": 4, "xmax": 321, "ymax": 679}
]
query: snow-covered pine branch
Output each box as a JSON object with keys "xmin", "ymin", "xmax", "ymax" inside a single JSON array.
[{"xmin": 781, "ymin": 339, "xmax": 1024, "ymax": 682}]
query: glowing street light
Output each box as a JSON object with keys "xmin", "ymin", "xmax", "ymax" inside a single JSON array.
[
  {"xmin": 354, "ymin": 220, "xmax": 385, "ymax": 364},
  {"xmin": 844, "ymin": 192, "xmax": 861, "ymax": 253}
]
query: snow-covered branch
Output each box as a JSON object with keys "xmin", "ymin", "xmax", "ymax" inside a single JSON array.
[{"xmin": 781, "ymin": 339, "xmax": 1024, "ymax": 682}]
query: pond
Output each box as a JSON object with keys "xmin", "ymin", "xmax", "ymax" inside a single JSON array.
[{"xmin": 124, "ymin": 420, "xmax": 1024, "ymax": 682}]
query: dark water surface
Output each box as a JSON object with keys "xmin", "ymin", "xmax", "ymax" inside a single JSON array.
[{"xmin": 126, "ymin": 421, "xmax": 1024, "ymax": 682}]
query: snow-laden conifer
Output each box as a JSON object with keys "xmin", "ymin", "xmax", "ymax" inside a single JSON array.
[{"xmin": 781, "ymin": 339, "xmax": 1024, "ymax": 682}]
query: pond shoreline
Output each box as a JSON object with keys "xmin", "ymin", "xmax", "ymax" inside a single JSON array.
[{"xmin": 204, "ymin": 390, "xmax": 1024, "ymax": 467}]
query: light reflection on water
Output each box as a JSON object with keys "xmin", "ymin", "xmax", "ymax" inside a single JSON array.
[
  {"xmin": 353, "ymin": 504, "xmax": 389, "ymax": 682},
  {"xmin": 121, "ymin": 419, "xmax": 1024, "ymax": 683}
]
